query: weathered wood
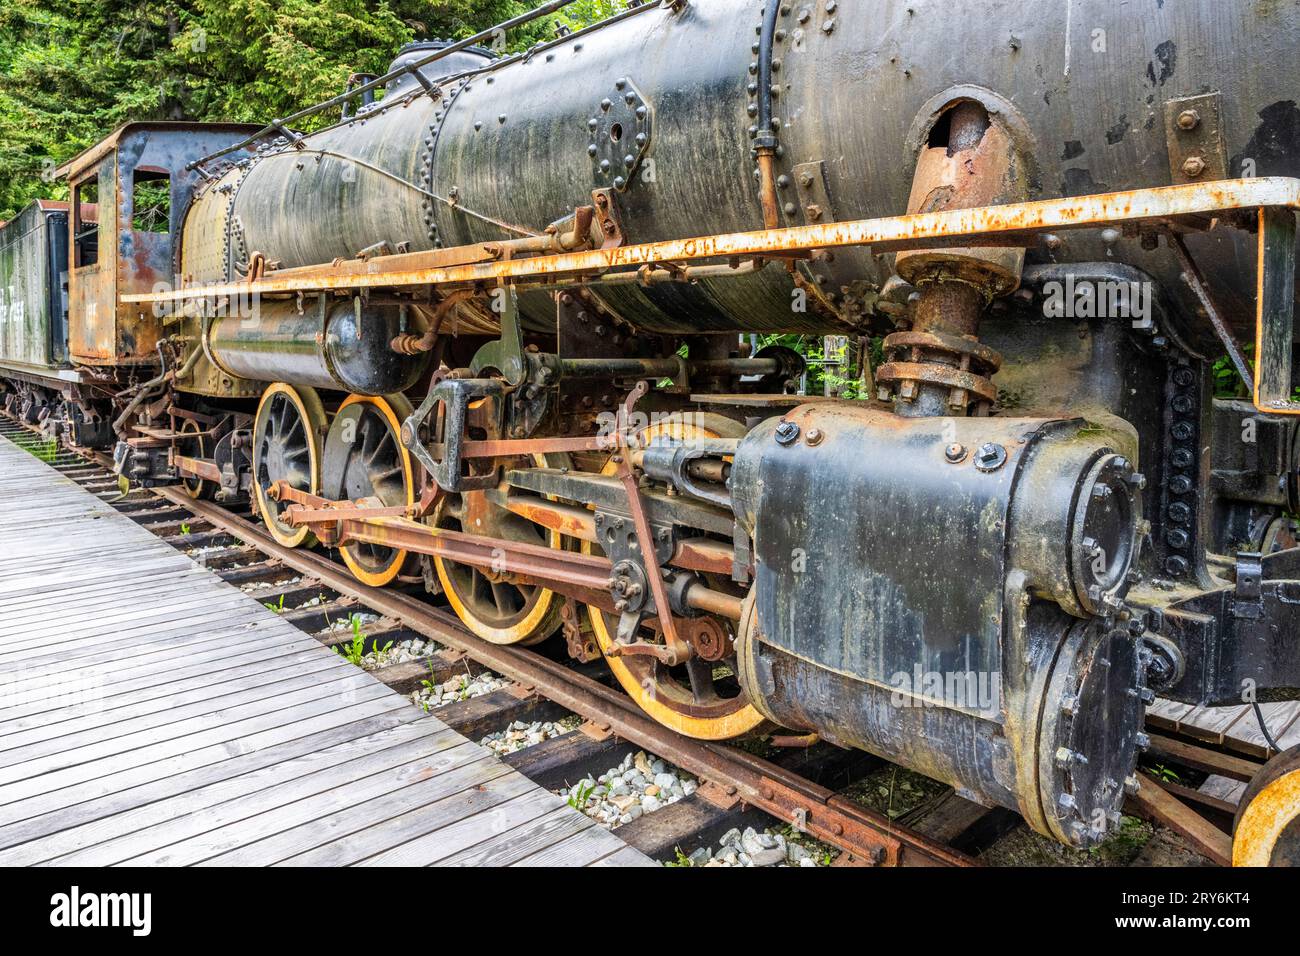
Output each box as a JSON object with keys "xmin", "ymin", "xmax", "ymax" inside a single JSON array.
[
  {"xmin": 908, "ymin": 790, "xmax": 1022, "ymax": 855},
  {"xmin": 615, "ymin": 791, "xmax": 765, "ymax": 861},
  {"xmin": 1126, "ymin": 778, "xmax": 1233, "ymax": 867},
  {"xmin": 435, "ymin": 688, "xmax": 571, "ymax": 740},
  {"xmin": 1146, "ymin": 733, "xmax": 1264, "ymax": 783},
  {"xmin": 503, "ymin": 731, "xmax": 637, "ymax": 792},
  {"xmin": 0, "ymin": 435, "xmax": 649, "ymax": 868}
]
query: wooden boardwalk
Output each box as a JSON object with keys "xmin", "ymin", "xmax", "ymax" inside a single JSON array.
[
  {"xmin": 0, "ymin": 434, "xmax": 654, "ymax": 867},
  {"xmin": 1149, "ymin": 696, "xmax": 1300, "ymax": 759}
]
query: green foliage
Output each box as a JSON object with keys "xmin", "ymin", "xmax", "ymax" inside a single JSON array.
[
  {"xmin": 335, "ymin": 612, "xmax": 367, "ymax": 664},
  {"xmin": 262, "ymin": 592, "xmax": 286, "ymax": 613},
  {"xmin": 1145, "ymin": 762, "xmax": 1180, "ymax": 784},
  {"xmin": 664, "ymin": 846, "xmax": 693, "ymax": 867},
  {"xmin": 756, "ymin": 333, "xmax": 880, "ymax": 400},
  {"xmin": 566, "ymin": 778, "xmax": 596, "ymax": 811},
  {"xmin": 1211, "ymin": 346, "xmax": 1254, "ymax": 399},
  {"xmin": 0, "ymin": 0, "xmax": 624, "ymax": 219}
]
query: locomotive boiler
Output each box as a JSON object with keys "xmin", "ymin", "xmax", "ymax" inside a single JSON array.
[{"xmin": 4, "ymin": 0, "xmax": 1300, "ymax": 862}]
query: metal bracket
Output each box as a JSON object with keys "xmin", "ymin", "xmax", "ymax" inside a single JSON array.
[
  {"xmin": 591, "ymin": 188, "xmax": 626, "ymax": 249},
  {"xmin": 1164, "ymin": 92, "xmax": 1228, "ymax": 183},
  {"xmin": 589, "ymin": 78, "xmax": 652, "ymax": 192},
  {"xmin": 792, "ymin": 160, "xmax": 835, "ymax": 225},
  {"xmin": 1233, "ymin": 551, "xmax": 1264, "ymax": 620},
  {"xmin": 402, "ymin": 376, "xmax": 503, "ymax": 492},
  {"xmin": 470, "ymin": 283, "xmax": 526, "ymax": 385}
]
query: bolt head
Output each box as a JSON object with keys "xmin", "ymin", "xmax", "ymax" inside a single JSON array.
[
  {"xmin": 1176, "ymin": 108, "xmax": 1200, "ymax": 130},
  {"xmin": 1181, "ymin": 155, "xmax": 1207, "ymax": 178},
  {"xmin": 973, "ymin": 442, "xmax": 1007, "ymax": 471}
]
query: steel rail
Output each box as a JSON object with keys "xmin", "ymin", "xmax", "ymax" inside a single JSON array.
[
  {"xmin": 121, "ymin": 469, "xmax": 974, "ymax": 866},
  {"xmin": 7, "ymin": 414, "xmax": 1252, "ymax": 866}
]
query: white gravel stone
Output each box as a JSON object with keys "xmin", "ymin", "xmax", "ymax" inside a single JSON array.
[
  {"xmin": 479, "ymin": 718, "xmax": 576, "ymax": 756},
  {"xmin": 242, "ymin": 575, "xmax": 303, "ymax": 593},
  {"xmin": 407, "ymin": 670, "xmax": 510, "ymax": 711},
  {"xmin": 561, "ymin": 750, "xmax": 697, "ymax": 830},
  {"xmin": 358, "ymin": 636, "xmax": 441, "ymax": 671},
  {"xmin": 676, "ymin": 825, "xmax": 829, "ymax": 868}
]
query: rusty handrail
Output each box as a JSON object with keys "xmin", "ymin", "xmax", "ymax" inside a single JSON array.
[{"xmin": 126, "ymin": 177, "xmax": 1300, "ymax": 303}]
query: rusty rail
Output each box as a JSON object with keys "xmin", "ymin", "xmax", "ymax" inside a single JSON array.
[{"xmin": 126, "ymin": 469, "xmax": 973, "ymax": 866}]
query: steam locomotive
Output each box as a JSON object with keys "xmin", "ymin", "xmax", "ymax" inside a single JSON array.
[{"xmin": 3, "ymin": 0, "xmax": 1299, "ymax": 863}]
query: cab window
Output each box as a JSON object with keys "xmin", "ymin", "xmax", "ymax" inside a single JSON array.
[
  {"xmin": 74, "ymin": 177, "xmax": 99, "ymax": 267},
  {"xmin": 131, "ymin": 168, "xmax": 171, "ymax": 233}
]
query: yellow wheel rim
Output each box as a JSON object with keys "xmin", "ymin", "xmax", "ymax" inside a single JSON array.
[
  {"xmin": 253, "ymin": 382, "xmax": 326, "ymax": 549},
  {"xmin": 585, "ymin": 413, "xmax": 767, "ymax": 740},
  {"xmin": 333, "ymin": 393, "xmax": 416, "ymax": 587},
  {"xmin": 1234, "ymin": 749, "xmax": 1300, "ymax": 866},
  {"xmin": 433, "ymin": 453, "xmax": 564, "ymax": 645}
]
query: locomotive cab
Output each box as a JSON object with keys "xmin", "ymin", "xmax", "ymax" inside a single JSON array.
[{"xmin": 56, "ymin": 122, "xmax": 262, "ymax": 370}]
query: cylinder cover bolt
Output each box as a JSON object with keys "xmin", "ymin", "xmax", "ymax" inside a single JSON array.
[{"xmin": 774, "ymin": 420, "xmax": 801, "ymax": 445}]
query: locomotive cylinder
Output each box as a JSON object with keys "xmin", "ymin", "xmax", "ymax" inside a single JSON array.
[{"xmin": 730, "ymin": 402, "xmax": 1147, "ymax": 845}]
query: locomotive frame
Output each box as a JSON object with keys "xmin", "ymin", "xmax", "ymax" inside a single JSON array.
[{"xmin": 4, "ymin": 0, "xmax": 1300, "ymax": 866}]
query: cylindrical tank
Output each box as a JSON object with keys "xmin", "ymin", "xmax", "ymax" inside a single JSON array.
[
  {"xmin": 184, "ymin": 0, "xmax": 1300, "ymax": 339},
  {"xmin": 206, "ymin": 298, "xmax": 429, "ymax": 395}
]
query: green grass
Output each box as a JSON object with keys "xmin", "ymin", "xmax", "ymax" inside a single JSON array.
[
  {"xmin": 333, "ymin": 614, "xmax": 390, "ymax": 667},
  {"xmin": 567, "ymin": 779, "xmax": 597, "ymax": 812}
]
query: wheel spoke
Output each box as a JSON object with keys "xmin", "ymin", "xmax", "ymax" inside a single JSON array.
[{"xmin": 685, "ymin": 658, "xmax": 721, "ymax": 703}]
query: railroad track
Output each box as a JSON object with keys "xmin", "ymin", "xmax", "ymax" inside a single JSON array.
[{"xmin": 0, "ymin": 414, "xmax": 1262, "ymax": 868}]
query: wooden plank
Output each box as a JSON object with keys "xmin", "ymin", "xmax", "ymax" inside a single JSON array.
[
  {"xmin": 359, "ymin": 786, "xmax": 566, "ymax": 866},
  {"xmin": 0, "ymin": 623, "xmax": 317, "ymax": 710},
  {"xmin": 198, "ymin": 756, "xmax": 512, "ymax": 866},
  {"xmin": 0, "ymin": 643, "xmax": 352, "ymax": 733},
  {"xmin": 58, "ymin": 734, "xmax": 477, "ymax": 866},
  {"xmin": 0, "ymin": 693, "xmax": 407, "ymax": 823},
  {"xmin": 510, "ymin": 823, "xmax": 632, "ymax": 867},
  {"xmin": 1227, "ymin": 701, "xmax": 1300, "ymax": 755},
  {"xmin": 437, "ymin": 804, "xmax": 601, "ymax": 867},
  {"xmin": 1172, "ymin": 703, "xmax": 1251, "ymax": 744},
  {"xmin": 0, "ymin": 676, "xmax": 394, "ymax": 794},
  {"xmin": 588, "ymin": 845, "xmax": 662, "ymax": 868},
  {"xmin": 0, "ymin": 659, "xmax": 358, "ymax": 768},
  {"xmin": 1146, "ymin": 732, "xmax": 1263, "ymax": 782},
  {"xmin": 1199, "ymin": 774, "xmax": 1248, "ymax": 807},
  {"xmin": 0, "ymin": 709, "xmax": 428, "ymax": 862},
  {"xmin": 1126, "ymin": 777, "xmax": 1232, "ymax": 867},
  {"xmin": 0, "ymin": 434, "xmax": 656, "ymax": 868},
  {"xmin": 280, "ymin": 772, "xmax": 538, "ymax": 866}
]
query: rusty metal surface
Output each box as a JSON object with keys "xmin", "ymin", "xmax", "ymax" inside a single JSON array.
[
  {"xmin": 142, "ymin": 475, "xmax": 974, "ymax": 867},
  {"xmin": 68, "ymin": 123, "xmax": 260, "ymax": 367},
  {"xmin": 0, "ymin": 201, "xmax": 69, "ymax": 370},
  {"xmin": 127, "ymin": 177, "xmax": 1300, "ymax": 304},
  {"xmin": 133, "ymin": 0, "xmax": 1300, "ymax": 341}
]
